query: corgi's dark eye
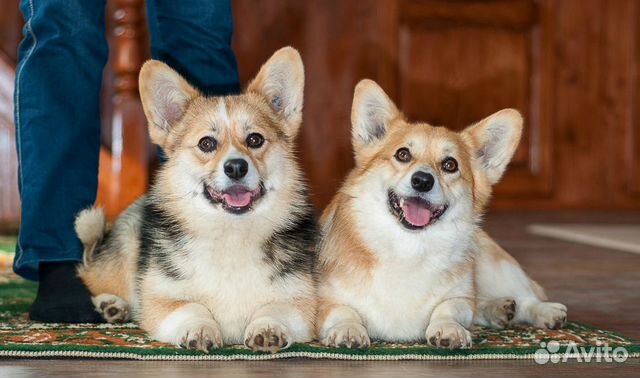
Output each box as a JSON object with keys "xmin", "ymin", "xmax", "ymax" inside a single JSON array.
[
  {"xmin": 246, "ymin": 133, "xmax": 265, "ymax": 148},
  {"xmin": 197, "ymin": 136, "xmax": 217, "ymax": 153},
  {"xmin": 395, "ymin": 147, "xmax": 412, "ymax": 163},
  {"xmin": 441, "ymin": 157, "xmax": 458, "ymax": 173}
]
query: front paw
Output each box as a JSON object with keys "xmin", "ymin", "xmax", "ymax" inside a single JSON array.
[
  {"xmin": 244, "ymin": 317, "xmax": 290, "ymax": 353},
  {"xmin": 483, "ymin": 297, "xmax": 517, "ymax": 329},
  {"xmin": 426, "ymin": 321, "xmax": 472, "ymax": 349},
  {"xmin": 322, "ymin": 322, "xmax": 370, "ymax": 349},
  {"xmin": 92, "ymin": 294, "xmax": 131, "ymax": 323},
  {"xmin": 176, "ymin": 321, "xmax": 224, "ymax": 353},
  {"xmin": 531, "ymin": 302, "xmax": 567, "ymax": 329}
]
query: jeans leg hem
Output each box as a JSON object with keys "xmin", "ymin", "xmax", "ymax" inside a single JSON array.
[{"xmin": 13, "ymin": 250, "xmax": 83, "ymax": 282}]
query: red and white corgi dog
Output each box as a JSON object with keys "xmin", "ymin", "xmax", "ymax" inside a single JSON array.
[
  {"xmin": 74, "ymin": 47, "xmax": 317, "ymax": 353},
  {"xmin": 317, "ymin": 79, "xmax": 567, "ymax": 349}
]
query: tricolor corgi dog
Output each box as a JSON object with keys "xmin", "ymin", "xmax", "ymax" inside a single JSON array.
[
  {"xmin": 74, "ymin": 47, "xmax": 317, "ymax": 353},
  {"xmin": 317, "ymin": 79, "xmax": 567, "ymax": 349}
]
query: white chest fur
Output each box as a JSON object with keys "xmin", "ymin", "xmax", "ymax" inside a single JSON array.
[
  {"xmin": 146, "ymin": 230, "xmax": 307, "ymax": 344},
  {"xmin": 330, "ymin": 245, "xmax": 470, "ymax": 341},
  {"xmin": 339, "ymin": 193, "xmax": 474, "ymax": 341}
]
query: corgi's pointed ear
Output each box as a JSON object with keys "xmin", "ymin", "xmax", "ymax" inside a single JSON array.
[
  {"xmin": 462, "ymin": 109, "xmax": 523, "ymax": 185},
  {"xmin": 351, "ymin": 79, "xmax": 400, "ymax": 151},
  {"xmin": 247, "ymin": 47, "xmax": 304, "ymax": 137},
  {"xmin": 139, "ymin": 60, "xmax": 199, "ymax": 148}
]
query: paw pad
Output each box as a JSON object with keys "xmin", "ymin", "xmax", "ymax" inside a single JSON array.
[
  {"xmin": 93, "ymin": 294, "xmax": 130, "ymax": 324},
  {"xmin": 323, "ymin": 323, "xmax": 371, "ymax": 349},
  {"xmin": 504, "ymin": 299, "xmax": 517, "ymax": 321},
  {"xmin": 179, "ymin": 326, "xmax": 221, "ymax": 353},
  {"xmin": 244, "ymin": 322, "xmax": 290, "ymax": 354}
]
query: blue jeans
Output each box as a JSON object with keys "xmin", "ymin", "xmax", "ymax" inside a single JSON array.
[{"xmin": 14, "ymin": 0, "xmax": 240, "ymax": 280}]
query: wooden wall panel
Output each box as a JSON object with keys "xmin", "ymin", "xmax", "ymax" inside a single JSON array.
[
  {"xmin": 544, "ymin": 0, "xmax": 638, "ymax": 208},
  {"xmin": 0, "ymin": 0, "xmax": 21, "ymax": 64},
  {"xmin": 398, "ymin": 28, "xmax": 531, "ymax": 130},
  {"xmin": 396, "ymin": 0, "xmax": 552, "ymax": 201},
  {"xmin": 603, "ymin": 0, "xmax": 639, "ymax": 200},
  {"xmin": 552, "ymin": 0, "xmax": 607, "ymax": 206}
]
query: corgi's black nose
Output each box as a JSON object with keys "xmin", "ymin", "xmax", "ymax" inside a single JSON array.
[
  {"xmin": 411, "ymin": 171, "xmax": 434, "ymax": 192},
  {"xmin": 224, "ymin": 159, "xmax": 248, "ymax": 179}
]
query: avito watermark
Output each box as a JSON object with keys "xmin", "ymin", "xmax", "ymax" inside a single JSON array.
[{"xmin": 534, "ymin": 340, "xmax": 628, "ymax": 364}]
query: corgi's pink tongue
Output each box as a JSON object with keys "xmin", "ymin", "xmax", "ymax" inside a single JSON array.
[
  {"xmin": 222, "ymin": 189, "xmax": 252, "ymax": 208},
  {"xmin": 402, "ymin": 198, "xmax": 432, "ymax": 227}
]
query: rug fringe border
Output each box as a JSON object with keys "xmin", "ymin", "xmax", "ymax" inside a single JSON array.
[{"xmin": 1, "ymin": 350, "xmax": 638, "ymax": 361}]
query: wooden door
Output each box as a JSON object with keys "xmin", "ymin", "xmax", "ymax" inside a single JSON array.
[{"xmin": 233, "ymin": 0, "xmax": 640, "ymax": 210}]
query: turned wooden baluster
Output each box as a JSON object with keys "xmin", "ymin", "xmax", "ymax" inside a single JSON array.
[{"xmin": 96, "ymin": 0, "xmax": 150, "ymax": 220}]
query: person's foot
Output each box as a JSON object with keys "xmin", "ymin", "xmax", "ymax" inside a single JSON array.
[{"xmin": 29, "ymin": 261, "xmax": 104, "ymax": 323}]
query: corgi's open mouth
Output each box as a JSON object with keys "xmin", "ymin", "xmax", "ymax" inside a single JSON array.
[
  {"xmin": 388, "ymin": 191, "xmax": 447, "ymax": 230},
  {"xmin": 204, "ymin": 183, "xmax": 265, "ymax": 214}
]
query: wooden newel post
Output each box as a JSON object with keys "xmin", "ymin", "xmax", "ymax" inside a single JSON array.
[{"xmin": 97, "ymin": 0, "xmax": 150, "ymax": 220}]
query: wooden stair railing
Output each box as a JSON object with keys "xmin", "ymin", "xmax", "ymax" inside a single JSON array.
[{"xmin": 97, "ymin": 0, "xmax": 151, "ymax": 220}]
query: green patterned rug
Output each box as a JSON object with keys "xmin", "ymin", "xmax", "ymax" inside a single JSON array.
[
  {"xmin": 0, "ymin": 238, "xmax": 637, "ymax": 361},
  {"xmin": 0, "ymin": 278, "xmax": 637, "ymax": 360}
]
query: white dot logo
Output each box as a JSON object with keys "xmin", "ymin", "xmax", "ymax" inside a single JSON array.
[
  {"xmin": 534, "ymin": 341, "xmax": 550, "ymax": 365},
  {"xmin": 547, "ymin": 341, "xmax": 561, "ymax": 363}
]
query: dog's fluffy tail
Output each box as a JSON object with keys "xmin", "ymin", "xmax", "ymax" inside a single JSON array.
[{"xmin": 74, "ymin": 207, "xmax": 106, "ymax": 265}]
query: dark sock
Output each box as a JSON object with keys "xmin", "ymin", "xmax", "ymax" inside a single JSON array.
[{"xmin": 29, "ymin": 261, "xmax": 104, "ymax": 323}]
